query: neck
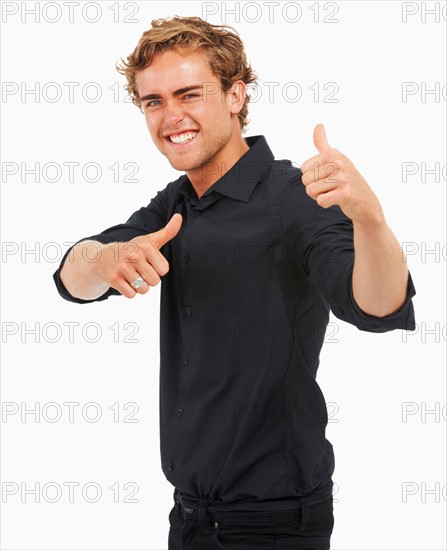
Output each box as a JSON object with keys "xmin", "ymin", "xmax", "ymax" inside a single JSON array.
[{"xmin": 187, "ymin": 135, "xmax": 249, "ymax": 199}]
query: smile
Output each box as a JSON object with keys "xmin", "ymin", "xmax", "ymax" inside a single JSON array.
[{"xmin": 165, "ymin": 130, "xmax": 199, "ymax": 147}]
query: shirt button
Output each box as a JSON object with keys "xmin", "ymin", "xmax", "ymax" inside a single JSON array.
[
  {"xmin": 185, "ymin": 306, "xmax": 192, "ymax": 314},
  {"xmin": 184, "ymin": 355, "xmax": 190, "ymax": 365},
  {"xmin": 168, "ymin": 463, "xmax": 174, "ymax": 471},
  {"xmin": 177, "ymin": 408, "xmax": 184, "ymax": 416},
  {"xmin": 184, "ymin": 254, "xmax": 190, "ymax": 263}
]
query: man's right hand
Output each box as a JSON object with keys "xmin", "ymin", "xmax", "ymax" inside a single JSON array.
[{"xmin": 94, "ymin": 213, "xmax": 183, "ymax": 298}]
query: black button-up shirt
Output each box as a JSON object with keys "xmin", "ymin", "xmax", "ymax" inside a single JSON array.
[{"xmin": 53, "ymin": 135, "xmax": 417, "ymax": 505}]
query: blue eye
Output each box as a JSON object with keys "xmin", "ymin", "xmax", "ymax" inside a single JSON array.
[
  {"xmin": 145, "ymin": 100, "xmax": 161, "ymax": 108},
  {"xmin": 144, "ymin": 94, "xmax": 199, "ymax": 109}
]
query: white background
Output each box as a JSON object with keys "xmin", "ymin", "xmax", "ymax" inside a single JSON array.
[{"xmin": 1, "ymin": 1, "xmax": 446, "ymax": 549}]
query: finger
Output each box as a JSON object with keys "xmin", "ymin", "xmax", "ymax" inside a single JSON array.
[
  {"xmin": 301, "ymin": 155, "xmax": 337, "ymax": 183},
  {"xmin": 149, "ymin": 213, "xmax": 183, "ymax": 249},
  {"xmin": 305, "ymin": 177, "xmax": 340, "ymax": 199},
  {"xmin": 130, "ymin": 278, "xmax": 150, "ymax": 295},
  {"xmin": 314, "ymin": 189, "xmax": 342, "ymax": 209},
  {"xmin": 300, "ymin": 150, "xmax": 336, "ymax": 175},
  {"xmin": 132, "ymin": 278, "xmax": 150, "ymax": 295},
  {"xmin": 124, "ymin": 270, "xmax": 152, "ymax": 296},
  {"xmin": 313, "ymin": 123, "xmax": 331, "ymax": 153},
  {"xmin": 300, "ymin": 153, "xmax": 324, "ymax": 175},
  {"xmin": 145, "ymin": 246, "xmax": 170, "ymax": 278},
  {"xmin": 138, "ymin": 261, "xmax": 162, "ymax": 286},
  {"xmin": 111, "ymin": 278, "xmax": 139, "ymax": 299},
  {"xmin": 302, "ymin": 161, "xmax": 340, "ymax": 186}
]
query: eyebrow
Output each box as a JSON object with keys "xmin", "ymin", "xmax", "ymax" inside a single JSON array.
[{"xmin": 140, "ymin": 85, "xmax": 204, "ymax": 103}]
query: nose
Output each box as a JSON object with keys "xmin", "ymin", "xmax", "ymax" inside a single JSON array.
[{"xmin": 163, "ymin": 99, "xmax": 184, "ymax": 126}]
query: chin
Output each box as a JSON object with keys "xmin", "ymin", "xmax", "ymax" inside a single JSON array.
[
  {"xmin": 168, "ymin": 155, "xmax": 203, "ymax": 172},
  {"xmin": 168, "ymin": 160, "xmax": 194, "ymax": 172}
]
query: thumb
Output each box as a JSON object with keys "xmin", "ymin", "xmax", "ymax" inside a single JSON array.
[
  {"xmin": 149, "ymin": 212, "xmax": 183, "ymax": 249},
  {"xmin": 313, "ymin": 123, "xmax": 331, "ymax": 153}
]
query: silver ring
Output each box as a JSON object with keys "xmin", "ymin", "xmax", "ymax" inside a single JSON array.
[{"xmin": 130, "ymin": 276, "xmax": 145, "ymax": 290}]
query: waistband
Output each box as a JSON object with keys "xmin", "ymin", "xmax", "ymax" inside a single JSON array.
[{"xmin": 174, "ymin": 478, "xmax": 333, "ymax": 520}]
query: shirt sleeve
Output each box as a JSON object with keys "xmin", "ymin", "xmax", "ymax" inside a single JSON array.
[
  {"xmin": 280, "ymin": 169, "xmax": 417, "ymax": 333},
  {"xmin": 52, "ymin": 185, "xmax": 170, "ymax": 305}
]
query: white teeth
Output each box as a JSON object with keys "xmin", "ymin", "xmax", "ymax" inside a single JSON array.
[{"xmin": 169, "ymin": 131, "xmax": 198, "ymax": 144}]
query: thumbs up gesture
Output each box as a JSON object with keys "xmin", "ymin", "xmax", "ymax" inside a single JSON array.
[
  {"xmin": 300, "ymin": 124, "xmax": 384, "ymax": 224},
  {"xmin": 94, "ymin": 213, "xmax": 183, "ymax": 298}
]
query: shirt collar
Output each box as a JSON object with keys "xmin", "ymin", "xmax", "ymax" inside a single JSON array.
[{"xmin": 177, "ymin": 135, "xmax": 274, "ymax": 204}]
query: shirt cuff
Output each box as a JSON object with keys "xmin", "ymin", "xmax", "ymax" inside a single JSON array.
[
  {"xmin": 347, "ymin": 270, "xmax": 417, "ymax": 333},
  {"xmin": 52, "ymin": 236, "xmax": 121, "ymax": 304}
]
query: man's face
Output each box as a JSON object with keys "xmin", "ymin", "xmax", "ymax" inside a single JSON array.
[{"xmin": 135, "ymin": 48, "xmax": 240, "ymax": 173}]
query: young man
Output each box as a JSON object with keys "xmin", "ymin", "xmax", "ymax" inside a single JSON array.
[{"xmin": 53, "ymin": 15, "xmax": 417, "ymax": 550}]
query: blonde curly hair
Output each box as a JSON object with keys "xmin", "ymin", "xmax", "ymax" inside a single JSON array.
[{"xmin": 116, "ymin": 15, "xmax": 258, "ymax": 133}]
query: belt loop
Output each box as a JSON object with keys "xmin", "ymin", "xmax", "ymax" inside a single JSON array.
[
  {"xmin": 173, "ymin": 488, "xmax": 181, "ymax": 516},
  {"xmin": 199, "ymin": 499, "xmax": 211, "ymax": 522}
]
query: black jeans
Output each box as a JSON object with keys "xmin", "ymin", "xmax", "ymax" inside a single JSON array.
[{"xmin": 168, "ymin": 485, "xmax": 334, "ymax": 550}]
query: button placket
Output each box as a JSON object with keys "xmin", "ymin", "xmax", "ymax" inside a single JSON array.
[{"xmin": 177, "ymin": 203, "xmax": 198, "ymax": 430}]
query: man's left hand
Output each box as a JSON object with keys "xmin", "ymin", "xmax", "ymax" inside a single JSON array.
[{"xmin": 300, "ymin": 124, "xmax": 384, "ymax": 224}]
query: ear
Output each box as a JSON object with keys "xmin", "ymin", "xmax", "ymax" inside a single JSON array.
[{"xmin": 228, "ymin": 80, "xmax": 247, "ymax": 114}]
